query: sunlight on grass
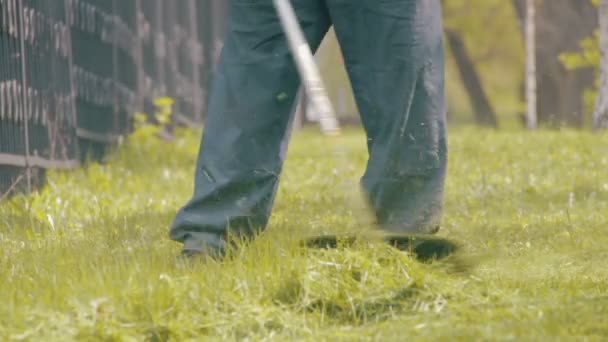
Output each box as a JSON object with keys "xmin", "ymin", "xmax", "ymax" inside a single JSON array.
[{"xmin": 1, "ymin": 126, "xmax": 608, "ymax": 340}]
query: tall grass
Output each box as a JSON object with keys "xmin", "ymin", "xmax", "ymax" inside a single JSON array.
[{"xmin": 1, "ymin": 126, "xmax": 607, "ymax": 340}]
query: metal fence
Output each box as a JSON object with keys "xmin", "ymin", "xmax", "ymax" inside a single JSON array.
[{"xmin": 0, "ymin": 0, "xmax": 227, "ymax": 198}]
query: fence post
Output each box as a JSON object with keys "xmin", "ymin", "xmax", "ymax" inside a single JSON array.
[
  {"xmin": 17, "ymin": 0, "xmax": 31, "ymax": 192},
  {"xmin": 65, "ymin": 0, "xmax": 78, "ymax": 146},
  {"xmin": 135, "ymin": 0, "xmax": 144, "ymax": 115},
  {"xmin": 155, "ymin": 0, "xmax": 166, "ymax": 107},
  {"xmin": 111, "ymin": 0, "xmax": 120, "ymax": 136},
  {"xmin": 188, "ymin": 0, "xmax": 202, "ymax": 123}
]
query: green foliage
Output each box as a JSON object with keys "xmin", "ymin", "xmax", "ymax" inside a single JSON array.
[
  {"xmin": 443, "ymin": 0, "xmax": 525, "ymax": 124},
  {"xmin": 559, "ymin": 0, "xmax": 600, "ymax": 113},
  {"xmin": 131, "ymin": 96, "xmax": 175, "ymax": 144},
  {"xmin": 1, "ymin": 127, "xmax": 608, "ymax": 340},
  {"xmin": 560, "ymin": 31, "xmax": 600, "ymax": 71},
  {"xmin": 560, "ymin": 35, "xmax": 599, "ymax": 114}
]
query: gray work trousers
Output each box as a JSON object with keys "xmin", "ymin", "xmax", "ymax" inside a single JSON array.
[{"xmin": 170, "ymin": 0, "xmax": 447, "ymax": 253}]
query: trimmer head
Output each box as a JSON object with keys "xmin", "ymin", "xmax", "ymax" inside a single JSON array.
[
  {"xmin": 274, "ymin": 0, "xmax": 460, "ymax": 260},
  {"xmin": 302, "ymin": 233, "xmax": 460, "ymax": 263}
]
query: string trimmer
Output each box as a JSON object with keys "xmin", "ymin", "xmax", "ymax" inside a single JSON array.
[{"xmin": 273, "ymin": 0, "xmax": 459, "ymax": 261}]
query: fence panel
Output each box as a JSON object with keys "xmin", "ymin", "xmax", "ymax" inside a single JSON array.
[
  {"xmin": 67, "ymin": 0, "xmax": 138, "ymax": 160},
  {"xmin": 0, "ymin": 0, "xmax": 227, "ymax": 199},
  {"xmin": 1, "ymin": 0, "xmax": 78, "ymax": 196}
]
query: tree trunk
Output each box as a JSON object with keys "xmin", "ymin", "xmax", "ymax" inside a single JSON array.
[
  {"xmin": 512, "ymin": 0, "xmax": 525, "ymax": 23},
  {"xmin": 445, "ymin": 29, "xmax": 499, "ymax": 128},
  {"xmin": 525, "ymin": 0, "xmax": 537, "ymax": 129},
  {"xmin": 593, "ymin": 0, "xmax": 608, "ymax": 130},
  {"xmin": 512, "ymin": 0, "xmax": 597, "ymax": 127}
]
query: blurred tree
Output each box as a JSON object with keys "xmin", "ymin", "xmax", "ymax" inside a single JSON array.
[
  {"xmin": 593, "ymin": 0, "xmax": 608, "ymax": 129},
  {"xmin": 445, "ymin": 28, "xmax": 498, "ymax": 127},
  {"xmin": 513, "ymin": 0, "xmax": 597, "ymax": 127},
  {"xmin": 441, "ymin": 0, "xmax": 501, "ymax": 127},
  {"xmin": 559, "ymin": 0, "xmax": 608, "ymax": 130},
  {"xmin": 441, "ymin": 0, "xmax": 523, "ymax": 126},
  {"xmin": 315, "ymin": 1, "xmax": 524, "ymax": 127},
  {"xmin": 316, "ymin": 1, "xmax": 525, "ymax": 127},
  {"xmin": 524, "ymin": 0, "xmax": 537, "ymax": 129},
  {"xmin": 312, "ymin": 1, "xmax": 599, "ymax": 129}
]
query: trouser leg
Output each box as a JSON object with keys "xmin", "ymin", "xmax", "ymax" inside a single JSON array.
[
  {"xmin": 328, "ymin": 0, "xmax": 448, "ymax": 234},
  {"xmin": 170, "ymin": 0, "xmax": 331, "ymax": 252}
]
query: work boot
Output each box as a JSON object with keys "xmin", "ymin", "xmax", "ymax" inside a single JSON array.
[
  {"xmin": 179, "ymin": 247, "xmax": 225, "ymax": 262},
  {"xmin": 178, "ymin": 234, "xmax": 227, "ymax": 262}
]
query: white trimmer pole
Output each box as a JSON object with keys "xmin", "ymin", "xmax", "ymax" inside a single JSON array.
[
  {"xmin": 272, "ymin": 0, "xmax": 340, "ymax": 136},
  {"xmin": 273, "ymin": 0, "xmax": 382, "ymax": 238}
]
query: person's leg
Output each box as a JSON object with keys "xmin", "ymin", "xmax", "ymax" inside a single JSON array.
[
  {"xmin": 170, "ymin": 0, "xmax": 331, "ymax": 254},
  {"xmin": 328, "ymin": 0, "xmax": 447, "ymax": 234}
]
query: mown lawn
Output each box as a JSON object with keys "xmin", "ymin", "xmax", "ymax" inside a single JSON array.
[{"xmin": 1, "ymin": 126, "xmax": 608, "ymax": 341}]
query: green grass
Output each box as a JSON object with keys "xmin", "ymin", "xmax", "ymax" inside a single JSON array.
[{"xmin": 1, "ymin": 126, "xmax": 608, "ymax": 341}]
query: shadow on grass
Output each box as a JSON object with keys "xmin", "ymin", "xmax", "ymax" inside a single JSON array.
[
  {"xmin": 273, "ymin": 274, "xmax": 437, "ymax": 324},
  {"xmin": 303, "ymin": 234, "xmax": 460, "ymax": 262},
  {"xmin": 307, "ymin": 287, "xmax": 421, "ymax": 323}
]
